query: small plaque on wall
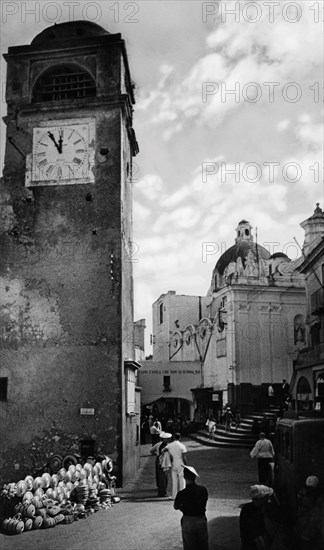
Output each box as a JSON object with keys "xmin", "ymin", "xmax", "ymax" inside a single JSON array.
[{"xmin": 80, "ymin": 408, "xmax": 95, "ymax": 416}]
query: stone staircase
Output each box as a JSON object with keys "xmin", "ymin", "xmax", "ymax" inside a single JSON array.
[{"xmin": 188, "ymin": 407, "xmax": 279, "ymax": 449}]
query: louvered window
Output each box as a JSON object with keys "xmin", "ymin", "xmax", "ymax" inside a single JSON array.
[{"xmin": 33, "ymin": 65, "xmax": 96, "ymax": 102}]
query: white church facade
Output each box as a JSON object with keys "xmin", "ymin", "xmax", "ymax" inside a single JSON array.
[{"xmin": 139, "ymin": 220, "xmax": 306, "ymax": 420}]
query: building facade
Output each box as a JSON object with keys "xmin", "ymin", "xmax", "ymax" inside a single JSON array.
[
  {"xmin": 138, "ymin": 293, "xmax": 205, "ymax": 419},
  {"xmin": 145, "ymin": 221, "xmax": 306, "ymax": 420},
  {"xmin": 152, "ymin": 291, "xmax": 209, "ymax": 362},
  {"xmin": 0, "ymin": 21, "xmax": 140, "ymax": 485},
  {"xmin": 292, "ymin": 204, "xmax": 324, "ymax": 413}
]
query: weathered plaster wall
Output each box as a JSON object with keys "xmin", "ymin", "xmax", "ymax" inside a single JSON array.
[{"xmin": 0, "ymin": 71, "xmax": 128, "ymax": 485}]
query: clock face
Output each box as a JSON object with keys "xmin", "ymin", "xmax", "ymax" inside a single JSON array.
[{"xmin": 26, "ymin": 119, "xmax": 95, "ymax": 186}]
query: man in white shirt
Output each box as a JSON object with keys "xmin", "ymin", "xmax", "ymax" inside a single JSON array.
[
  {"xmin": 162, "ymin": 432, "xmax": 187, "ymax": 499},
  {"xmin": 150, "ymin": 418, "xmax": 162, "ymax": 445},
  {"xmin": 250, "ymin": 432, "xmax": 275, "ymax": 485}
]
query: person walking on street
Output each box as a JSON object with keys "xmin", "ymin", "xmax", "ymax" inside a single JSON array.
[
  {"xmin": 174, "ymin": 465, "xmax": 209, "ymax": 550},
  {"xmin": 250, "ymin": 432, "xmax": 275, "ymax": 485},
  {"xmin": 150, "ymin": 432, "xmax": 172, "ymax": 497},
  {"xmin": 239, "ymin": 484, "xmax": 274, "ymax": 550},
  {"xmin": 161, "ymin": 432, "xmax": 187, "ymax": 499},
  {"xmin": 150, "ymin": 418, "xmax": 162, "ymax": 445}
]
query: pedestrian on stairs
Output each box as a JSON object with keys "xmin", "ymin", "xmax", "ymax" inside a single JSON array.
[
  {"xmin": 205, "ymin": 417, "xmax": 217, "ymax": 440},
  {"xmin": 224, "ymin": 408, "xmax": 233, "ymax": 431}
]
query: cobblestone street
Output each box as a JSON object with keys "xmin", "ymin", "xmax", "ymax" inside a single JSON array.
[{"xmin": 1, "ymin": 438, "xmax": 256, "ymax": 550}]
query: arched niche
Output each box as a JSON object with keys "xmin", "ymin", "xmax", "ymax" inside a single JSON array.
[{"xmin": 294, "ymin": 314, "xmax": 306, "ymax": 345}]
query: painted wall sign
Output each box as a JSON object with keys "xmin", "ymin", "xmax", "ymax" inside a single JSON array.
[{"xmin": 80, "ymin": 408, "xmax": 95, "ymax": 416}]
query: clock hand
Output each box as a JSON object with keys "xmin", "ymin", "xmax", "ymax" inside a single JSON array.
[
  {"xmin": 58, "ymin": 129, "xmax": 63, "ymax": 154},
  {"xmin": 47, "ymin": 131, "xmax": 62, "ymax": 154}
]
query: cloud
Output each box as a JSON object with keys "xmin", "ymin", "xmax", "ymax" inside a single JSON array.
[
  {"xmin": 153, "ymin": 206, "xmax": 201, "ymax": 232},
  {"xmin": 295, "ymin": 120, "xmax": 323, "ymax": 152},
  {"xmin": 135, "ymin": 174, "xmax": 165, "ymax": 201},
  {"xmin": 141, "ymin": 1, "xmax": 322, "ymax": 135},
  {"xmin": 277, "ymin": 119, "xmax": 290, "ymax": 132},
  {"xmin": 133, "ymin": 201, "xmax": 151, "ymax": 221}
]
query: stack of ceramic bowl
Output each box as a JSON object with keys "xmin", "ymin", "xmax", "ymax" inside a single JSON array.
[
  {"xmin": 98, "ymin": 488, "xmax": 111, "ymax": 504},
  {"xmin": 16, "ymin": 480, "xmax": 27, "ymax": 498},
  {"xmin": 33, "ymin": 477, "xmax": 43, "ymax": 491},
  {"xmin": 93, "ymin": 462, "xmax": 102, "ymax": 477},
  {"xmin": 75, "ymin": 480, "xmax": 89, "ymax": 505},
  {"xmin": 83, "ymin": 463, "xmax": 93, "ymax": 478},
  {"xmin": 41, "ymin": 473, "xmax": 51, "ymax": 490},
  {"xmin": 87, "ymin": 494, "xmax": 100, "ymax": 509},
  {"xmin": 58, "ymin": 469, "xmax": 66, "ymax": 482}
]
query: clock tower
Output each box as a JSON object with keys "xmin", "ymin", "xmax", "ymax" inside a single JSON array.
[{"xmin": 0, "ymin": 21, "xmax": 140, "ymax": 485}]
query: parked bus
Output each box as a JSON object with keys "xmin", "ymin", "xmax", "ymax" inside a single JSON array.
[{"xmin": 274, "ymin": 417, "xmax": 324, "ymax": 521}]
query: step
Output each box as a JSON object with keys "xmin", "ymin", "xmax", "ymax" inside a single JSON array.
[
  {"xmin": 197, "ymin": 430, "xmax": 255, "ymax": 445},
  {"xmin": 188, "ymin": 432, "xmax": 252, "ymax": 449},
  {"xmin": 241, "ymin": 421, "xmax": 254, "ymax": 427},
  {"xmin": 244, "ymin": 412, "xmax": 277, "ymax": 418},
  {"xmin": 216, "ymin": 426, "xmax": 253, "ymax": 438}
]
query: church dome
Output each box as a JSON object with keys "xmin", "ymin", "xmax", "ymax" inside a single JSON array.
[
  {"xmin": 31, "ymin": 21, "xmax": 110, "ymax": 47},
  {"xmin": 216, "ymin": 241, "xmax": 270, "ymax": 275},
  {"xmin": 214, "ymin": 220, "xmax": 270, "ymax": 276},
  {"xmin": 269, "ymin": 252, "xmax": 289, "ymax": 260}
]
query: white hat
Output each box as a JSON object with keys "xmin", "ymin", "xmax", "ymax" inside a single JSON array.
[
  {"xmin": 160, "ymin": 432, "xmax": 172, "ymax": 439},
  {"xmin": 183, "ymin": 465, "xmax": 199, "ymax": 478},
  {"xmin": 249, "ymin": 485, "xmax": 273, "ymax": 499},
  {"xmin": 306, "ymin": 476, "xmax": 319, "ymax": 488}
]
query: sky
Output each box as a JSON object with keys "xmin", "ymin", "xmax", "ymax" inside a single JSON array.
[{"xmin": 0, "ymin": 0, "xmax": 323, "ymax": 353}]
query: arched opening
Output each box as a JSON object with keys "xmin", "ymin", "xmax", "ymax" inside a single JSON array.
[
  {"xmin": 33, "ymin": 64, "xmax": 96, "ymax": 102},
  {"xmin": 315, "ymin": 372, "xmax": 324, "ymax": 412},
  {"xmin": 296, "ymin": 376, "xmax": 313, "ymax": 411}
]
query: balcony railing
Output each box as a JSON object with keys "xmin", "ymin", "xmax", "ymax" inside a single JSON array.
[{"xmin": 311, "ymin": 288, "xmax": 324, "ymax": 315}]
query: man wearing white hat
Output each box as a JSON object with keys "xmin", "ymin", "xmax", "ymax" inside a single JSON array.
[
  {"xmin": 161, "ymin": 432, "xmax": 187, "ymax": 500},
  {"xmin": 174, "ymin": 465, "xmax": 209, "ymax": 550},
  {"xmin": 150, "ymin": 432, "xmax": 172, "ymax": 497}
]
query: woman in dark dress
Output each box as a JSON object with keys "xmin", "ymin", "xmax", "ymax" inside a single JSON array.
[{"xmin": 150, "ymin": 432, "xmax": 172, "ymax": 497}]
